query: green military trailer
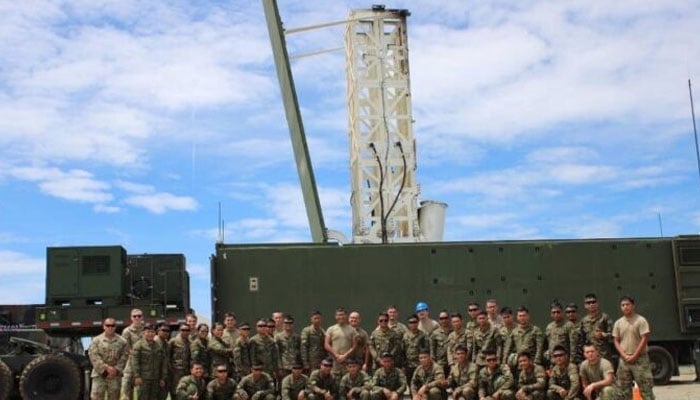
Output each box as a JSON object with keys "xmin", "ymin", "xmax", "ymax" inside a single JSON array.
[
  {"xmin": 0, "ymin": 246, "xmax": 191, "ymax": 400},
  {"xmin": 211, "ymin": 235, "xmax": 700, "ymax": 385}
]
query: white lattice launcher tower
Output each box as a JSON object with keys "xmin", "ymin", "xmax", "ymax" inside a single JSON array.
[{"xmin": 346, "ymin": 7, "xmax": 419, "ymax": 243}]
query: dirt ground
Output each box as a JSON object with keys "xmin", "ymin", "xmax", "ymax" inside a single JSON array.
[{"xmin": 654, "ymin": 365, "xmax": 698, "ymax": 400}]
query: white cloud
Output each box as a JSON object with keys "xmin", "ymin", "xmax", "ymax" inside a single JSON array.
[
  {"xmin": 10, "ymin": 166, "xmax": 113, "ymax": 203},
  {"xmin": 123, "ymin": 192, "xmax": 198, "ymax": 214},
  {"xmin": 0, "ymin": 250, "xmax": 44, "ymax": 277}
]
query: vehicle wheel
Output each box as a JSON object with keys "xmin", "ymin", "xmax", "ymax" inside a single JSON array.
[
  {"xmin": 0, "ymin": 359, "xmax": 12, "ymax": 400},
  {"xmin": 648, "ymin": 345, "xmax": 674, "ymax": 385},
  {"xmin": 19, "ymin": 354, "xmax": 81, "ymax": 400}
]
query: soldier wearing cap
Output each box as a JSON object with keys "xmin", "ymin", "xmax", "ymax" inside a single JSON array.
[
  {"xmin": 339, "ymin": 358, "xmax": 371, "ymax": 400},
  {"xmin": 301, "ymin": 311, "xmax": 328, "ymax": 373},
  {"xmin": 89, "ymin": 317, "xmax": 130, "ymax": 400},
  {"xmin": 206, "ymin": 364, "xmax": 238, "ymax": 400},
  {"xmin": 402, "ymin": 315, "xmax": 428, "ymax": 385},
  {"xmin": 234, "ymin": 322, "xmax": 253, "ymax": 377},
  {"xmin": 448, "ymin": 345, "xmax": 477, "ymax": 400},
  {"xmin": 410, "ymin": 349, "xmax": 447, "ymax": 400},
  {"xmin": 132, "ymin": 323, "xmax": 168, "ymax": 400},
  {"xmin": 308, "ymin": 358, "xmax": 339, "ymax": 400},
  {"xmin": 277, "ymin": 316, "xmax": 303, "ymax": 377},
  {"xmin": 175, "ymin": 361, "xmax": 206, "ymax": 400},
  {"xmin": 281, "ymin": 363, "xmax": 308, "ymax": 400},
  {"xmin": 236, "ymin": 362, "xmax": 276, "ymax": 400},
  {"xmin": 209, "ymin": 322, "xmax": 234, "ymax": 375},
  {"xmin": 168, "ymin": 324, "xmax": 192, "ymax": 400},
  {"xmin": 371, "ymin": 352, "xmax": 407, "ymax": 400}
]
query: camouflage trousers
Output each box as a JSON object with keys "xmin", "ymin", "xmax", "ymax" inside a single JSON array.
[
  {"xmin": 452, "ymin": 384, "xmax": 476, "ymax": 400},
  {"xmin": 482, "ymin": 390, "xmax": 514, "ymax": 400},
  {"xmin": 91, "ymin": 375, "xmax": 122, "ymax": 400},
  {"xmin": 616, "ymin": 354, "xmax": 655, "ymax": 400},
  {"xmin": 120, "ymin": 359, "xmax": 134, "ymax": 400},
  {"xmin": 135, "ymin": 379, "xmax": 162, "ymax": 400}
]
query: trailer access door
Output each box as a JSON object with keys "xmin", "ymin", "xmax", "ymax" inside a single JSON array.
[{"xmin": 672, "ymin": 236, "xmax": 700, "ymax": 332}]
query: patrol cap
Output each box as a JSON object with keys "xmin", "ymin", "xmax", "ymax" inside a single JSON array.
[
  {"xmin": 321, "ymin": 357, "xmax": 334, "ymax": 366},
  {"xmin": 239, "ymin": 322, "xmax": 250, "ymax": 329},
  {"xmin": 415, "ymin": 301, "xmax": 429, "ymax": 312},
  {"xmin": 143, "ymin": 323, "xmax": 156, "ymax": 331},
  {"xmin": 292, "ymin": 362, "xmax": 303, "ymax": 369},
  {"xmin": 346, "ymin": 358, "xmax": 360, "ymax": 365},
  {"xmin": 380, "ymin": 352, "xmax": 393, "ymax": 359}
]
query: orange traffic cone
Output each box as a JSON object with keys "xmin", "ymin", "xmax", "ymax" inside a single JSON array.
[{"xmin": 632, "ymin": 382, "xmax": 642, "ymax": 400}]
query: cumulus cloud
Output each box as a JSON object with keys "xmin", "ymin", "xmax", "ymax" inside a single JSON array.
[{"xmin": 123, "ymin": 192, "xmax": 198, "ymax": 214}]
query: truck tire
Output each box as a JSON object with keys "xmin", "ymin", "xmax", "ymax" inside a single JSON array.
[
  {"xmin": 648, "ymin": 345, "xmax": 674, "ymax": 385},
  {"xmin": 0, "ymin": 359, "xmax": 12, "ymax": 400},
  {"xmin": 19, "ymin": 354, "xmax": 81, "ymax": 400}
]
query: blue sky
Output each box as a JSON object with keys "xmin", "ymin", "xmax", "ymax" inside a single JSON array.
[{"xmin": 1, "ymin": 1, "xmax": 699, "ymax": 320}]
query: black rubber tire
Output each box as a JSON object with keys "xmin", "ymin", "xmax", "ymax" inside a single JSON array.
[
  {"xmin": 648, "ymin": 345, "xmax": 674, "ymax": 385},
  {"xmin": 19, "ymin": 354, "xmax": 81, "ymax": 400},
  {"xmin": 0, "ymin": 359, "xmax": 12, "ymax": 400}
]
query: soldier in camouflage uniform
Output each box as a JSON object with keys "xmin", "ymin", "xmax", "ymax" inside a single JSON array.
[
  {"xmin": 612, "ymin": 296, "xmax": 655, "ymax": 400},
  {"xmin": 486, "ymin": 300, "xmax": 503, "ymax": 330},
  {"xmin": 349, "ymin": 312, "xmax": 370, "ymax": 373},
  {"xmin": 154, "ymin": 324, "xmax": 172, "ymax": 400},
  {"xmin": 581, "ymin": 294, "xmax": 614, "ymax": 361},
  {"xmin": 132, "ymin": 324, "xmax": 168, "ymax": 400},
  {"xmin": 191, "ymin": 324, "xmax": 212, "ymax": 379},
  {"xmin": 121, "ymin": 309, "xmax": 145, "ymax": 400},
  {"xmin": 370, "ymin": 313, "xmax": 402, "ymax": 371},
  {"xmin": 281, "ymin": 363, "xmax": 308, "ymax": 400},
  {"xmin": 402, "ymin": 315, "xmax": 427, "ymax": 386},
  {"xmin": 89, "ymin": 317, "xmax": 130, "ymax": 400},
  {"xmin": 250, "ymin": 319, "xmax": 280, "ymax": 377},
  {"xmin": 514, "ymin": 352, "xmax": 546, "ymax": 400},
  {"xmin": 209, "ymin": 323, "xmax": 234, "ymax": 374},
  {"xmin": 448, "ymin": 345, "xmax": 477, "ymax": 400},
  {"xmin": 206, "ymin": 364, "xmax": 238, "ymax": 400},
  {"xmin": 547, "ymin": 345, "xmax": 581, "ymax": 400},
  {"xmin": 168, "ymin": 324, "xmax": 192, "ymax": 399},
  {"xmin": 545, "ymin": 303, "xmax": 577, "ymax": 367},
  {"xmin": 307, "ymin": 358, "xmax": 339, "ymax": 400},
  {"xmin": 477, "ymin": 350, "xmax": 514, "ymax": 400},
  {"xmin": 564, "ymin": 304, "xmax": 585, "ymax": 365},
  {"xmin": 371, "ymin": 353, "xmax": 407, "ymax": 400},
  {"xmin": 301, "ymin": 311, "xmax": 327, "ymax": 373},
  {"xmin": 445, "ymin": 314, "xmax": 468, "ymax": 368},
  {"xmin": 507, "ymin": 307, "xmax": 544, "ymax": 368},
  {"xmin": 236, "ymin": 363, "xmax": 276, "ymax": 400},
  {"xmin": 429, "ymin": 311, "xmax": 451, "ymax": 374},
  {"xmin": 276, "ymin": 316, "xmax": 302, "ymax": 377},
  {"xmin": 465, "ymin": 303, "xmax": 480, "ymax": 333},
  {"xmin": 471, "ymin": 311, "xmax": 503, "ymax": 367},
  {"xmin": 186, "ymin": 314, "xmax": 199, "ymax": 342},
  {"xmin": 410, "ymin": 350, "xmax": 447, "ymax": 400},
  {"xmin": 234, "ymin": 322, "xmax": 253, "ymax": 377},
  {"xmin": 175, "ymin": 362, "xmax": 206, "ymax": 400},
  {"xmin": 339, "ymin": 358, "xmax": 372, "ymax": 400},
  {"xmin": 223, "ymin": 312, "xmax": 240, "ymax": 349},
  {"xmin": 386, "ymin": 306, "xmax": 408, "ymax": 338}
]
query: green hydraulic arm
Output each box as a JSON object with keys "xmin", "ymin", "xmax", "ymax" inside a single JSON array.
[{"xmin": 262, "ymin": 0, "xmax": 328, "ymax": 243}]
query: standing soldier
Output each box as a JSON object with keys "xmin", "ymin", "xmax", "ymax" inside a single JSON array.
[
  {"xmin": 564, "ymin": 303, "xmax": 585, "ymax": 365},
  {"xmin": 446, "ymin": 313, "xmax": 468, "ymax": 368},
  {"xmin": 547, "ymin": 345, "xmax": 581, "ymax": 400},
  {"xmin": 132, "ymin": 324, "xmax": 168, "ymax": 400},
  {"xmin": 206, "ymin": 364, "xmax": 238, "ymax": 400},
  {"xmin": 486, "ymin": 300, "xmax": 503, "ymax": 330},
  {"xmin": 448, "ymin": 345, "xmax": 477, "ymax": 400},
  {"xmin": 339, "ymin": 358, "xmax": 372, "ymax": 400},
  {"xmin": 545, "ymin": 302, "xmax": 577, "ymax": 367},
  {"xmin": 349, "ymin": 311, "xmax": 371, "ymax": 372},
  {"xmin": 402, "ymin": 315, "xmax": 428, "ymax": 386},
  {"xmin": 280, "ymin": 363, "xmax": 308, "ymax": 400},
  {"xmin": 415, "ymin": 302, "xmax": 439, "ymax": 336},
  {"xmin": 465, "ymin": 303, "xmax": 480, "ymax": 332},
  {"xmin": 514, "ymin": 352, "xmax": 546, "ymax": 400},
  {"xmin": 250, "ymin": 319, "xmax": 280, "ymax": 378},
  {"xmin": 273, "ymin": 312, "xmax": 286, "ymax": 336},
  {"xmin": 301, "ymin": 311, "xmax": 327, "ymax": 373},
  {"xmin": 209, "ymin": 323, "xmax": 234, "ymax": 375},
  {"xmin": 429, "ymin": 311, "xmax": 451, "ymax": 374},
  {"xmin": 175, "ymin": 362, "xmax": 207, "ymax": 400},
  {"xmin": 277, "ymin": 316, "xmax": 302, "ymax": 377},
  {"xmin": 370, "ymin": 313, "xmax": 402, "ymax": 371},
  {"xmin": 186, "ymin": 314, "xmax": 199, "ymax": 342},
  {"xmin": 236, "ymin": 362, "xmax": 276, "ymax": 400},
  {"xmin": 307, "ymin": 358, "xmax": 339, "ymax": 400},
  {"xmin": 612, "ymin": 295, "xmax": 655, "ymax": 400},
  {"xmin": 191, "ymin": 324, "xmax": 211, "ymax": 379},
  {"xmin": 325, "ymin": 308, "xmax": 355, "ymax": 377},
  {"xmin": 154, "ymin": 324, "xmax": 172, "ymax": 400},
  {"xmin": 500, "ymin": 307, "xmax": 517, "ymax": 365},
  {"xmin": 121, "ymin": 309, "xmax": 145, "ymax": 400},
  {"xmin": 371, "ymin": 353, "xmax": 407, "ymax": 400},
  {"xmin": 89, "ymin": 317, "xmax": 130, "ymax": 400},
  {"xmin": 234, "ymin": 322, "xmax": 253, "ymax": 378},
  {"xmin": 471, "ymin": 311, "xmax": 503, "ymax": 368},
  {"xmin": 581, "ymin": 294, "xmax": 613, "ymax": 361},
  {"xmin": 410, "ymin": 350, "xmax": 448, "ymax": 400},
  {"xmin": 168, "ymin": 324, "xmax": 192, "ymax": 400},
  {"xmin": 223, "ymin": 312, "xmax": 240, "ymax": 349},
  {"xmin": 386, "ymin": 306, "xmax": 408, "ymax": 338},
  {"xmin": 507, "ymin": 307, "xmax": 544, "ymax": 368},
  {"xmin": 477, "ymin": 350, "xmax": 514, "ymax": 400}
]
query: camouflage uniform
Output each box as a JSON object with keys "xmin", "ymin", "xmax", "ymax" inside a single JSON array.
[
  {"xmin": 508, "ymin": 325, "xmax": 544, "ymax": 366},
  {"xmin": 612, "ymin": 314, "xmax": 655, "ymax": 400},
  {"xmin": 402, "ymin": 330, "xmax": 428, "ymax": 381},
  {"xmin": 569, "ymin": 322, "xmax": 585, "ymax": 365},
  {"xmin": 369, "ymin": 328, "xmax": 401, "ymax": 369},
  {"xmin": 547, "ymin": 363, "xmax": 581, "ymax": 400},
  {"xmin": 89, "ymin": 332, "xmax": 130, "ymax": 400},
  {"xmin": 388, "ymin": 322, "xmax": 408, "ymax": 338},
  {"xmin": 515, "ymin": 365, "xmax": 546, "ymax": 400},
  {"xmin": 581, "ymin": 313, "xmax": 613, "ymax": 361},
  {"xmin": 300, "ymin": 325, "xmax": 327, "ymax": 372},
  {"xmin": 236, "ymin": 372, "xmax": 276, "ymax": 400},
  {"xmin": 191, "ymin": 337, "xmax": 212, "ymax": 377},
  {"xmin": 175, "ymin": 374, "xmax": 206, "ymax": 400},
  {"xmin": 339, "ymin": 370, "xmax": 372, "ymax": 400},
  {"xmin": 448, "ymin": 361, "xmax": 477, "ymax": 400},
  {"xmin": 370, "ymin": 367, "xmax": 407, "ymax": 400},
  {"xmin": 308, "ymin": 369, "xmax": 339, "ymax": 400},
  {"xmin": 168, "ymin": 335, "xmax": 191, "ymax": 399},
  {"xmin": 280, "ymin": 373, "xmax": 308, "ymax": 400},
  {"xmin": 410, "ymin": 363, "xmax": 446, "ymax": 400},
  {"xmin": 250, "ymin": 334, "xmax": 279, "ymax": 376},
  {"xmin": 477, "ymin": 364, "xmax": 514, "ymax": 400},
  {"xmin": 206, "ymin": 377, "xmax": 237, "ymax": 400},
  {"xmin": 208, "ymin": 336, "xmax": 234, "ymax": 373},
  {"xmin": 429, "ymin": 327, "xmax": 449, "ymax": 372},
  {"xmin": 234, "ymin": 336, "xmax": 253, "ymax": 377},
  {"xmin": 120, "ymin": 324, "xmax": 144, "ymax": 400},
  {"xmin": 132, "ymin": 338, "xmax": 168, "ymax": 400},
  {"xmin": 276, "ymin": 331, "xmax": 302, "ymax": 373},
  {"xmin": 223, "ymin": 328, "xmax": 240, "ymax": 349},
  {"xmin": 500, "ymin": 325, "xmax": 516, "ymax": 365},
  {"xmin": 445, "ymin": 329, "xmax": 469, "ymax": 367},
  {"xmin": 352, "ymin": 328, "xmax": 370, "ymax": 371},
  {"xmin": 545, "ymin": 321, "xmax": 577, "ymax": 365},
  {"xmin": 470, "ymin": 324, "xmax": 503, "ymax": 367}
]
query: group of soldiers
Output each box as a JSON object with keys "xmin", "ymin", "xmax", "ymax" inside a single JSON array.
[{"xmin": 87, "ymin": 294, "xmax": 655, "ymax": 400}]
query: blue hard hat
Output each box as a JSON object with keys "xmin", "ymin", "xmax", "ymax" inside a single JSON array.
[{"xmin": 415, "ymin": 301, "xmax": 429, "ymax": 312}]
